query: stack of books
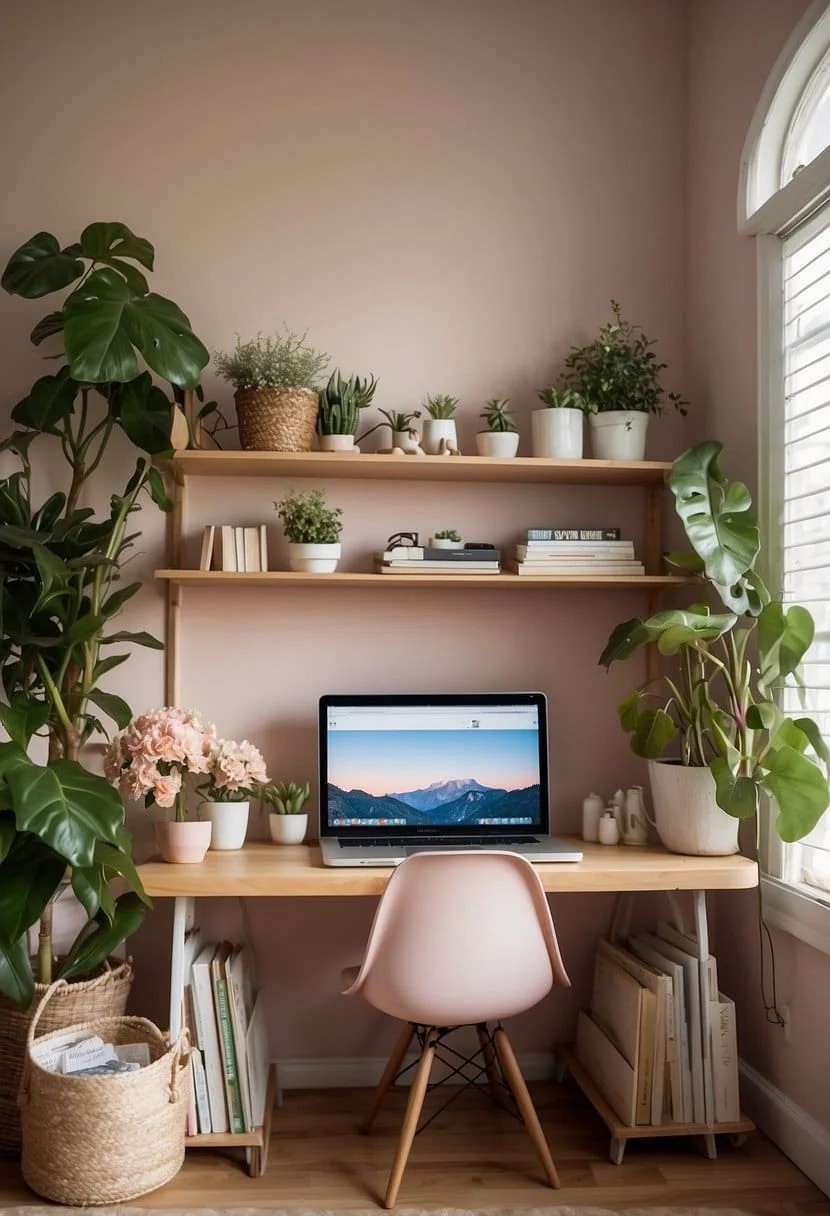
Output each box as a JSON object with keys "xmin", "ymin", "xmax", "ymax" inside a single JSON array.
[
  {"xmin": 575, "ymin": 928, "xmax": 739, "ymax": 1129},
  {"xmin": 200, "ymin": 524, "xmax": 268, "ymax": 572},
  {"xmin": 374, "ymin": 545, "xmax": 501, "ymax": 574},
  {"xmin": 508, "ymin": 527, "xmax": 644, "ymax": 576}
]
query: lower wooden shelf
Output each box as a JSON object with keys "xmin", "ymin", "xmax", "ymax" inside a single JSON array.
[
  {"xmin": 184, "ymin": 1062, "xmax": 277, "ymax": 1177},
  {"xmin": 156, "ymin": 569, "xmax": 688, "ymax": 589},
  {"xmin": 559, "ymin": 1046, "xmax": 754, "ymax": 1164}
]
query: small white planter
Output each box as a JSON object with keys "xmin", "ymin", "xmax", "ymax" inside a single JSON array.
[
  {"xmin": 589, "ymin": 411, "xmax": 649, "ymax": 461},
  {"xmin": 154, "ymin": 820, "xmax": 212, "ymax": 864},
  {"xmin": 430, "ymin": 536, "xmax": 462, "ymax": 549},
  {"xmin": 269, "ymin": 812, "xmax": 308, "ymax": 844},
  {"xmin": 647, "ymin": 760, "xmax": 739, "ymax": 856},
  {"xmin": 393, "ymin": 429, "xmax": 421, "ymax": 453},
  {"xmin": 476, "ymin": 431, "xmax": 519, "ymax": 458},
  {"xmin": 319, "ymin": 434, "xmax": 357, "ymax": 453},
  {"xmin": 421, "ymin": 418, "xmax": 457, "ymax": 455},
  {"xmin": 531, "ymin": 408, "xmax": 583, "ymax": 459},
  {"xmin": 202, "ymin": 799, "xmax": 249, "ymax": 851},
  {"xmin": 288, "ymin": 542, "xmax": 341, "ymax": 573}
]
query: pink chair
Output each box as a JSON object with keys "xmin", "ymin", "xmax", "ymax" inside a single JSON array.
[{"xmin": 342, "ymin": 850, "xmax": 571, "ymax": 1208}]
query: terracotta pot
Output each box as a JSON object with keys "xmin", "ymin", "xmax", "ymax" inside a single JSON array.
[{"xmin": 154, "ymin": 820, "xmax": 212, "ymax": 864}]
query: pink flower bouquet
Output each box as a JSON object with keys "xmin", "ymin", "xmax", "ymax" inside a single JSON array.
[
  {"xmin": 106, "ymin": 707, "xmax": 217, "ymax": 822},
  {"xmin": 198, "ymin": 738, "xmax": 268, "ymax": 803}
]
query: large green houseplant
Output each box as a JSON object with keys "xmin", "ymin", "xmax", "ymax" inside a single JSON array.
[
  {"xmin": 0, "ymin": 222, "xmax": 209, "ymax": 1008},
  {"xmin": 600, "ymin": 440, "xmax": 829, "ymax": 852}
]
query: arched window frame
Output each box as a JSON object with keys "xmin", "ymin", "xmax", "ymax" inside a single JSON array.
[{"xmin": 742, "ymin": 0, "xmax": 830, "ymax": 956}]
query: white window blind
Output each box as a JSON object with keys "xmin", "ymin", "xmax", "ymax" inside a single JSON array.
[{"xmin": 782, "ymin": 204, "xmax": 830, "ymax": 898}]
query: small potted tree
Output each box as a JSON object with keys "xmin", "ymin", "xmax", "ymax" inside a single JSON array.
[
  {"xmin": 275, "ymin": 489, "xmax": 343, "ymax": 572},
  {"xmin": 421, "ymin": 394, "xmax": 459, "ymax": 454},
  {"xmin": 198, "ymin": 738, "xmax": 268, "ymax": 850},
  {"xmin": 317, "ymin": 370, "xmax": 378, "ymax": 452},
  {"xmin": 476, "ymin": 399, "xmax": 520, "ymax": 457},
  {"xmin": 214, "ymin": 329, "xmax": 329, "ymax": 452},
  {"xmin": 565, "ymin": 300, "xmax": 687, "ymax": 461},
  {"xmin": 262, "ymin": 781, "xmax": 312, "ymax": 844},
  {"xmin": 533, "ymin": 383, "xmax": 586, "ymax": 459}
]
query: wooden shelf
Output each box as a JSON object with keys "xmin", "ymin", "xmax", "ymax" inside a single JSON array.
[
  {"xmin": 172, "ymin": 449, "xmax": 672, "ymax": 486},
  {"xmin": 156, "ymin": 570, "xmax": 688, "ymax": 589}
]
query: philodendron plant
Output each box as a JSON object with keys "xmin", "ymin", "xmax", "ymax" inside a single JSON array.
[{"xmin": 600, "ymin": 440, "xmax": 829, "ymax": 844}]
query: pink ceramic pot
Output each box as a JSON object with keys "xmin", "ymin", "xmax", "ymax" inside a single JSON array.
[{"xmin": 155, "ymin": 820, "xmax": 212, "ymax": 864}]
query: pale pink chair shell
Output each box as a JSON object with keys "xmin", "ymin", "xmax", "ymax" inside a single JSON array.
[{"xmin": 342, "ymin": 850, "xmax": 570, "ymax": 1026}]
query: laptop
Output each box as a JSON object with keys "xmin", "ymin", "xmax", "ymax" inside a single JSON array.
[{"xmin": 318, "ymin": 692, "xmax": 583, "ymax": 866}]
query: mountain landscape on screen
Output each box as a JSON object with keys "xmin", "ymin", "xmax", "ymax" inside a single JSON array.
[{"xmin": 327, "ymin": 777, "xmax": 541, "ymax": 825}]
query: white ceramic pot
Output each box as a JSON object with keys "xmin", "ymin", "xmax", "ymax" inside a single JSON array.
[
  {"xmin": 430, "ymin": 536, "xmax": 462, "ymax": 549},
  {"xmin": 154, "ymin": 820, "xmax": 212, "ymax": 864},
  {"xmin": 421, "ymin": 418, "xmax": 457, "ymax": 455},
  {"xmin": 589, "ymin": 410, "xmax": 649, "ymax": 461},
  {"xmin": 647, "ymin": 760, "xmax": 740, "ymax": 856},
  {"xmin": 476, "ymin": 431, "xmax": 520, "ymax": 458},
  {"xmin": 288, "ymin": 542, "xmax": 341, "ymax": 573},
  {"xmin": 319, "ymin": 434, "xmax": 357, "ymax": 453},
  {"xmin": 268, "ymin": 812, "xmax": 308, "ymax": 844},
  {"xmin": 202, "ymin": 799, "xmax": 249, "ymax": 851},
  {"xmin": 531, "ymin": 408, "xmax": 583, "ymax": 459},
  {"xmin": 393, "ymin": 428, "xmax": 421, "ymax": 453}
]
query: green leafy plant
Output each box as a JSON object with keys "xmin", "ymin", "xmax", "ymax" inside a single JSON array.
[
  {"xmin": 565, "ymin": 300, "xmax": 687, "ymax": 416},
  {"xmin": 275, "ymin": 490, "xmax": 343, "ymax": 545},
  {"xmin": 214, "ymin": 330, "xmax": 329, "ymax": 390},
  {"xmin": 317, "ymin": 370, "xmax": 378, "ymax": 436},
  {"xmin": 379, "ymin": 408, "xmax": 421, "ymax": 432},
  {"xmin": 480, "ymin": 399, "xmax": 517, "ymax": 433},
  {"xmin": 260, "ymin": 780, "xmax": 311, "ymax": 815},
  {"xmin": 0, "ymin": 220, "xmax": 206, "ymax": 1004},
  {"xmin": 599, "ymin": 440, "xmax": 829, "ymax": 844},
  {"xmin": 424, "ymin": 394, "xmax": 458, "ymax": 420},
  {"xmin": 536, "ymin": 383, "xmax": 588, "ymax": 413},
  {"xmin": 434, "ymin": 529, "xmax": 461, "ymax": 542}
]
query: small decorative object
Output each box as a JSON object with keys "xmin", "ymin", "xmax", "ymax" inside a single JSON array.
[
  {"xmin": 564, "ymin": 300, "xmax": 687, "ymax": 461},
  {"xmin": 421, "ymin": 394, "xmax": 459, "ymax": 454},
  {"xmin": 198, "ymin": 738, "xmax": 268, "ymax": 851},
  {"xmin": 598, "ymin": 812, "xmax": 620, "ymax": 845},
  {"xmin": 262, "ymin": 781, "xmax": 311, "ymax": 844},
  {"xmin": 476, "ymin": 398, "xmax": 519, "ymax": 457},
  {"xmin": 533, "ymin": 383, "xmax": 586, "ymax": 459},
  {"xmin": 430, "ymin": 529, "xmax": 462, "ymax": 549},
  {"xmin": 360, "ymin": 408, "xmax": 423, "ymax": 453},
  {"xmin": 214, "ymin": 329, "xmax": 329, "ymax": 452},
  {"xmin": 622, "ymin": 786, "xmax": 651, "ymax": 846},
  {"xmin": 610, "ymin": 787, "xmax": 625, "ymax": 837},
  {"xmin": 581, "ymin": 792, "xmax": 604, "ymax": 842},
  {"xmin": 317, "ymin": 370, "xmax": 378, "ymax": 452},
  {"xmin": 106, "ymin": 708, "xmax": 217, "ymax": 863},
  {"xmin": 275, "ymin": 489, "xmax": 343, "ymax": 573}
]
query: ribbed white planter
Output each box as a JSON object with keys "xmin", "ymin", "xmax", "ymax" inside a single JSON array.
[
  {"xmin": 202, "ymin": 800, "xmax": 249, "ymax": 851},
  {"xmin": 269, "ymin": 813, "xmax": 308, "ymax": 844},
  {"xmin": 531, "ymin": 408, "xmax": 583, "ymax": 458},
  {"xmin": 476, "ymin": 431, "xmax": 519, "ymax": 457},
  {"xmin": 589, "ymin": 411, "xmax": 649, "ymax": 460},
  {"xmin": 319, "ymin": 434, "xmax": 357, "ymax": 453},
  {"xmin": 421, "ymin": 419, "xmax": 457, "ymax": 454},
  {"xmin": 647, "ymin": 760, "xmax": 740, "ymax": 856},
  {"xmin": 288, "ymin": 542, "xmax": 341, "ymax": 573}
]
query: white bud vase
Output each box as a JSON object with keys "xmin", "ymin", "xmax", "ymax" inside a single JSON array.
[{"xmin": 202, "ymin": 800, "xmax": 250, "ymax": 851}]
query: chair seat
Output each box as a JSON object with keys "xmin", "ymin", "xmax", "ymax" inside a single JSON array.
[{"xmin": 341, "ymin": 964, "xmax": 360, "ymax": 993}]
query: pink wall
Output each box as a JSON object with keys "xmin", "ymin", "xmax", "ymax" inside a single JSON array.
[
  {"xmin": 686, "ymin": 0, "xmax": 830, "ymax": 1131},
  {"xmin": 0, "ymin": 0, "xmax": 691, "ymax": 1062}
]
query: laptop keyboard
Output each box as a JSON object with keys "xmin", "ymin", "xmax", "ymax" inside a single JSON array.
[{"xmin": 339, "ymin": 835, "xmax": 541, "ymax": 847}]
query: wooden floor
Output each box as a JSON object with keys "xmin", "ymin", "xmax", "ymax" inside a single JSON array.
[{"xmin": 1, "ymin": 1082, "xmax": 828, "ymax": 1214}]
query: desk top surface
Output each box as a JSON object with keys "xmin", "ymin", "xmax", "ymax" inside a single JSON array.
[{"xmin": 137, "ymin": 840, "xmax": 758, "ymax": 897}]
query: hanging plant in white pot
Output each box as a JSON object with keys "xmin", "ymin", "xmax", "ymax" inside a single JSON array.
[
  {"xmin": 198, "ymin": 737, "xmax": 268, "ymax": 851},
  {"xmin": 476, "ymin": 398, "xmax": 520, "ymax": 457},
  {"xmin": 317, "ymin": 370, "xmax": 377, "ymax": 452},
  {"xmin": 275, "ymin": 489, "xmax": 343, "ymax": 573},
  {"xmin": 262, "ymin": 780, "xmax": 312, "ymax": 844},
  {"xmin": 532, "ymin": 384, "xmax": 586, "ymax": 458},
  {"xmin": 421, "ymin": 394, "xmax": 459, "ymax": 454}
]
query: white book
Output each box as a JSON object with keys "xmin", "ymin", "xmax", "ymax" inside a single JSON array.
[
  {"xmin": 213, "ymin": 525, "xmax": 237, "ymax": 572},
  {"xmin": 179, "ymin": 927, "xmax": 204, "ymax": 1136},
  {"xmin": 227, "ymin": 944, "xmax": 256, "ymax": 1130},
  {"xmin": 640, "ymin": 932, "xmax": 706, "ymax": 1126},
  {"xmin": 191, "ymin": 944, "xmax": 229, "ymax": 1134},
  {"xmin": 516, "ymin": 542, "xmax": 635, "ymax": 558},
  {"xmin": 199, "ymin": 525, "xmax": 215, "ymax": 571},
  {"xmin": 656, "ymin": 921, "xmax": 716, "ymax": 1126},
  {"xmin": 245, "ymin": 993, "xmax": 271, "ymax": 1129},
  {"xmin": 630, "ymin": 936, "xmax": 692, "ymax": 1123},
  {"xmin": 244, "ymin": 526, "xmax": 261, "ymax": 573},
  {"xmin": 234, "ymin": 527, "xmax": 246, "ymax": 572},
  {"xmin": 711, "ymin": 993, "xmax": 740, "ymax": 1123},
  {"xmin": 258, "ymin": 524, "xmax": 268, "ymax": 572},
  {"xmin": 191, "ymin": 1045, "xmax": 211, "ymax": 1133},
  {"xmin": 508, "ymin": 561, "xmax": 645, "ymax": 576}
]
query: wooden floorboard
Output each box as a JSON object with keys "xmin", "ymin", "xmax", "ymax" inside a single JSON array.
[{"xmin": 0, "ymin": 1082, "xmax": 828, "ymax": 1213}]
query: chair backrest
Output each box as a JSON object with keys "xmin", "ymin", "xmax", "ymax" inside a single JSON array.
[{"xmin": 345, "ymin": 851, "xmax": 570, "ymax": 1026}]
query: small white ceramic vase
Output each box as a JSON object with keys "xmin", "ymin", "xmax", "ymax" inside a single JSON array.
[
  {"xmin": 269, "ymin": 812, "xmax": 308, "ymax": 844},
  {"xmin": 154, "ymin": 819, "xmax": 212, "ymax": 864},
  {"xmin": 421, "ymin": 418, "xmax": 457, "ymax": 455},
  {"xmin": 621, "ymin": 786, "xmax": 651, "ymax": 846},
  {"xmin": 589, "ymin": 411, "xmax": 649, "ymax": 460},
  {"xmin": 288, "ymin": 542, "xmax": 341, "ymax": 573},
  {"xmin": 581, "ymin": 792, "xmax": 604, "ymax": 843},
  {"xmin": 531, "ymin": 407, "xmax": 584, "ymax": 458},
  {"xmin": 430, "ymin": 536, "xmax": 462, "ymax": 549},
  {"xmin": 476, "ymin": 431, "xmax": 520, "ymax": 458},
  {"xmin": 598, "ymin": 813, "xmax": 620, "ymax": 845},
  {"xmin": 648, "ymin": 760, "xmax": 739, "ymax": 855},
  {"xmin": 393, "ymin": 428, "xmax": 421, "ymax": 453},
  {"xmin": 202, "ymin": 799, "xmax": 250, "ymax": 851},
  {"xmin": 319, "ymin": 434, "xmax": 357, "ymax": 453}
]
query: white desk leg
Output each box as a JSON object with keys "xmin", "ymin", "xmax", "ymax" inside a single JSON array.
[
  {"xmin": 169, "ymin": 895, "xmax": 196, "ymax": 1039},
  {"xmin": 693, "ymin": 889, "xmax": 716, "ymax": 1155}
]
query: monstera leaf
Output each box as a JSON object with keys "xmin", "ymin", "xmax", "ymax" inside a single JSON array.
[
  {"xmin": 1, "ymin": 232, "xmax": 83, "ymax": 298},
  {"xmin": 108, "ymin": 373, "xmax": 173, "ymax": 455},
  {"xmin": 11, "ymin": 368, "xmax": 77, "ymax": 435}
]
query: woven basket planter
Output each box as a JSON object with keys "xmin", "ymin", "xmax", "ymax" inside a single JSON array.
[
  {"xmin": 0, "ymin": 958, "xmax": 132, "ymax": 1154},
  {"xmin": 235, "ymin": 386, "xmax": 319, "ymax": 451},
  {"xmin": 20, "ymin": 983, "xmax": 190, "ymax": 1205}
]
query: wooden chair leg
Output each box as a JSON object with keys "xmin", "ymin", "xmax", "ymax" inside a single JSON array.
[
  {"xmin": 383, "ymin": 1028, "xmax": 436, "ymax": 1209},
  {"xmin": 361, "ymin": 1021, "xmax": 415, "ymax": 1134},
  {"xmin": 476, "ymin": 1023, "xmax": 503, "ymax": 1104},
  {"xmin": 493, "ymin": 1026, "xmax": 560, "ymax": 1189}
]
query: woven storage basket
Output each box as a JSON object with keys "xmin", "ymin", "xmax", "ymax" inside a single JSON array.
[
  {"xmin": 19, "ymin": 982, "xmax": 190, "ymax": 1205},
  {"xmin": 0, "ymin": 958, "xmax": 132, "ymax": 1154},
  {"xmin": 235, "ymin": 385, "xmax": 319, "ymax": 451}
]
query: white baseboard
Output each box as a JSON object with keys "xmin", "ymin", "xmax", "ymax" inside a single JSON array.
[
  {"xmin": 739, "ymin": 1059, "xmax": 830, "ymax": 1197},
  {"xmin": 274, "ymin": 1050, "xmax": 556, "ymax": 1091}
]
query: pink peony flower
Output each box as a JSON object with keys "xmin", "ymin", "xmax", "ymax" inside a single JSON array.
[{"xmin": 153, "ymin": 770, "xmax": 183, "ymax": 808}]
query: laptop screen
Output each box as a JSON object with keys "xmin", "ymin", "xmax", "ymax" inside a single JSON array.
[{"xmin": 319, "ymin": 693, "xmax": 548, "ymax": 837}]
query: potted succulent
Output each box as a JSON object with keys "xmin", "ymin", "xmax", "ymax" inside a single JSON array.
[
  {"xmin": 368, "ymin": 408, "xmax": 422, "ymax": 452},
  {"xmin": 275, "ymin": 489, "xmax": 343, "ymax": 573},
  {"xmin": 565, "ymin": 300, "xmax": 687, "ymax": 461},
  {"xmin": 600, "ymin": 441, "xmax": 829, "ymax": 855},
  {"xmin": 476, "ymin": 398, "xmax": 519, "ymax": 458},
  {"xmin": 430, "ymin": 529, "xmax": 462, "ymax": 549},
  {"xmin": 198, "ymin": 738, "xmax": 268, "ymax": 851},
  {"xmin": 533, "ymin": 383, "xmax": 587, "ymax": 459},
  {"xmin": 317, "ymin": 370, "xmax": 378, "ymax": 453},
  {"xmin": 214, "ymin": 329, "xmax": 329, "ymax": 452},
  {"xmin": 262, "ymin": 781, "xmax": 312, "ymax": 844},
  {"xmin": 421, "ymin": 394, "xmax": 459, "ymax": 454}
]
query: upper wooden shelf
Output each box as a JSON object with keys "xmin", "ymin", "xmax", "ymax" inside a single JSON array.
[
  {"xmin": 137, "ymin": 840, "xmax": 759, "ymax": 898},
  {"xmin": 155, "ymin": 570, "xmax": 688, "ymax": 590},
  {"xmin": 172, "ymin": 450, "xmax": 671, "ymax": 487}
]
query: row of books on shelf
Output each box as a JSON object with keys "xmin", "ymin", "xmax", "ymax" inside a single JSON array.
[
  {"xmin": 181, "ymin": 933, "xmax": 270, "ymax": 1136},
  {"xmin": 200, "ymin": 524, "xmax": 269, "ymax": 572},
  {"xmin": 574, "ymin": 926, "xmax": 739, "ymax": 1129}
]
